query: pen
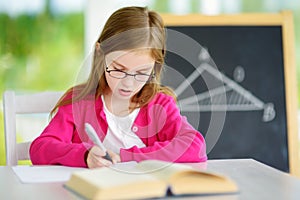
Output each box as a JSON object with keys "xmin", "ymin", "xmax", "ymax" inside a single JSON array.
[{"xmin": 84, "ymin": 123, "xmax": 113, "ymax": 162}]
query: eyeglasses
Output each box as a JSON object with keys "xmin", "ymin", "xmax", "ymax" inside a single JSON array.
[{"xmin": 105, "ymin": 67, "xmax": 155, "ymax": 82}]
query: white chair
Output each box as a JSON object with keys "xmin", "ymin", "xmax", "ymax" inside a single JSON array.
[{"xmin": 3, "ymin": 90, "xmax": 64, "ymax": 166}]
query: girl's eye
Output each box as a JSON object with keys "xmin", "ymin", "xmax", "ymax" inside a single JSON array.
[
  {"xmin": 137, "ymin": 70, "xmax": 152, "ymax": 75},
  {"xmin": 111, "ymin": 64, "xmax": 122, "ymax": 71},
  {"xmin": 137, "ymin": 72, "xmax": 148, "ymax": 75}
]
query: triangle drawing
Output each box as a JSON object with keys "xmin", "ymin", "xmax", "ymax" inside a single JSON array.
[{"xmin": 175, "ymin": 48, "xmax": 276, "ymax": 122}]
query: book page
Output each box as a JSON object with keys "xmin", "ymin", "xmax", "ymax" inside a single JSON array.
[
  {"xmin": 78, "ymin": 167, "xmax": 161, "ymax": 188},
  {"xmin": 135, "ymin": 160, "xmax": 238, "ymax": 195},
  {"xmin": 65, "ymin": 165, "xmax": 167, "ymax": 200}
]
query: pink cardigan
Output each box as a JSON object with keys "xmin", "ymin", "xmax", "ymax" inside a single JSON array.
[{"xmin": 30, "ymin": 93, "xmax": 207, "ymax": 167}]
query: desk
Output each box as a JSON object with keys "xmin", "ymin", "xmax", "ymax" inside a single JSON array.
[{"xmin": 1, "ymin": 159, "xmax": 300, "ymax": 200}]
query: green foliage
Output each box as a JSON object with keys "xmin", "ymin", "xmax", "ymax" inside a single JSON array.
[
  {"xmin": 0, "ymin": 12, "xmax": 84, "ymax": 165},
  {"xmin": 0, "ymin": 13, "xmax": 84, "ymax": 92},
  {"xmin": 241, "ymin": 0, "xmax": 264, "ymax": 12},
  {"xmin": 152, "ymin": 0, "xmax": 169, "ymax": 12}
]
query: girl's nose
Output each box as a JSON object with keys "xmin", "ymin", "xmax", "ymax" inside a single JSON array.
[{"xmin": 120, "ymin": 75, "xmax": 135, "ymax": 87}]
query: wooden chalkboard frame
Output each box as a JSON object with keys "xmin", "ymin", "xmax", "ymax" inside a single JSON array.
[{"xmin": 161, "ymin": 11, "xmax": 299, "ymax": 176}]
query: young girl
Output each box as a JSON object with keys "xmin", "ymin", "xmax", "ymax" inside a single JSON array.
[{"xmin": 29, "ymin": 6, "xmax": 207, "ymax": 168}]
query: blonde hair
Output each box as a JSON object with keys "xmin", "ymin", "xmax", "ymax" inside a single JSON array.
[{"xmin": 51, "ymin": 6, "xmax": 175, "ymax": 115}]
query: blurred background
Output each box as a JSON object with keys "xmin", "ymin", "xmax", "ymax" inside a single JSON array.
[{"xmin": 0, "ymin": 0, "xmax": 299, "ymax": 165}]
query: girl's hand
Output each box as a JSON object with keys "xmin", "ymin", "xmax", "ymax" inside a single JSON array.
[
  {"xmin": 86, "ymin": 146, "xmax": 120, "ymax": 168},
  {"xmin": 107, "ymin": 149, "xmax": 121, "ymax": 164}
]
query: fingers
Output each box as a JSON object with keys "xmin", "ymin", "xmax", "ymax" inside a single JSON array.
[
  {"xmin": 86, "ymin": 146, "xmax": 122, "ymax": 168},
  {"xmin": 107, "ymin": 150, "xmax": 121, "ymax": 164},
  {"xmin": 87, "ymin": 146, "xmax": 112, "ymax": 168},
  {"xmin": 90, "ymin": 145, "xmax": 106, "ymax": 157}
]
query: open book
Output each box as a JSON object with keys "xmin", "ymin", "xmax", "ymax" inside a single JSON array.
[{"xmin": 64, "ymin": 160, "xmax": 238, "ymax": 199}]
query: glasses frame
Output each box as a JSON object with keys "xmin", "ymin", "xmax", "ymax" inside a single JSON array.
[{"xmin": 105, "ymin": 67, "xmax": 155, "ymax": 82}]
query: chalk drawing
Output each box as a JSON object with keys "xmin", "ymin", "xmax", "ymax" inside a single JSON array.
[{"xmin": 176, "ymin": 48, "xmax": 276, "ymax": 122}]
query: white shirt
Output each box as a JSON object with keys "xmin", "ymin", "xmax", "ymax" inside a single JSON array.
[{"xmin": 101, "ymin": 96, "xmax": 146, "ymax": 154}]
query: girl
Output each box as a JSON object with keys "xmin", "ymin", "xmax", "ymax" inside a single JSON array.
[{"xmin": 29, "ymin": 6, "xmax": 207, "ymax": 168}]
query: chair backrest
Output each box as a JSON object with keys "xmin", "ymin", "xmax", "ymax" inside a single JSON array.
[{"xmin": 3, "ymin": 90, "xmax": 64, "ymax": 166}]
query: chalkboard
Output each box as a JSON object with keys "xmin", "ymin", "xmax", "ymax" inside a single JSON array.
[{"xmin": 161, "ymin": 11, "xmax": 299, "ymax": 176}]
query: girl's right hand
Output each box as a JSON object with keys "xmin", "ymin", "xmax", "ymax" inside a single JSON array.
[{"xmin": 86, "ymin": 146, "xmax": 119, "ymax": 168}]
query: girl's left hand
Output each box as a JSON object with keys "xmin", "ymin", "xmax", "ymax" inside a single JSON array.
[{"xmin": 107, "ymin": 149, "xmax": 121, "ymax": 164}]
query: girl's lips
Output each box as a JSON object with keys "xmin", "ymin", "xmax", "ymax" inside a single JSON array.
[{"xmin": 119, "ymin": 89, "xmax": 132, "ymax": 97}]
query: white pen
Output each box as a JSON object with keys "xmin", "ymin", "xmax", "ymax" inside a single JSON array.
[{"xmin": 84, "ymin": 123, "xmax": 113, "ymax": 162}]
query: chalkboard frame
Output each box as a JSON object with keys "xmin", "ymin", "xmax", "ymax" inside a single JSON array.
[{"xmin": 161, "ymin": 11, "xmax": 299, "ymax": 176}]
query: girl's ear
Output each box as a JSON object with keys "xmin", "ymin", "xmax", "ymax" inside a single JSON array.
[
  {"xmin": 96, "ymin": 42, "xmax": 101, "ymax": 50},
  {"xmin": 95, "ymin": 42, "xmax": 103, "ymax": 56}
]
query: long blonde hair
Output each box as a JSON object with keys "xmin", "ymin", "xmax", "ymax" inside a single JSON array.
[{"xmin": 51, "ymin": 6, "xmax": 175, "ymax": 115}]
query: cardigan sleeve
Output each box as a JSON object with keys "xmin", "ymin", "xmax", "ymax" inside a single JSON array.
[
  {"xmin": 29, "ymin": 104, "xmax": 90, "ymax": 167},
  {"xmin": 120, "ymin": 93, "xmax": 207, "ymax": 163}
]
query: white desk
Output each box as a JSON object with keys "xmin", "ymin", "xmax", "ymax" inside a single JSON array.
[{"xmin": 1, "ymin": 159, "xmax": 300, "ymax": 200}]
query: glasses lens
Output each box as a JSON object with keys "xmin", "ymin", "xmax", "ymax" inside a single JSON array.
[
  {"xmin": 109, "ymin": 71, "xmax": 126, "ymax": 79},
  {"xmin": 135, "ymin": 74, "xmax": 154, "ymax": 82}
]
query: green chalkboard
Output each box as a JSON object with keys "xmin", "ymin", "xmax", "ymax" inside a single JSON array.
[{"xmin": 161, "ymin": 11, "xmax": 299, "ymax": 176}]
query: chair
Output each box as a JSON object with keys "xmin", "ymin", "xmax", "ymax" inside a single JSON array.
[{"xmin": 3, "ymin": 90, "xmax": 64, "ymax": 166}]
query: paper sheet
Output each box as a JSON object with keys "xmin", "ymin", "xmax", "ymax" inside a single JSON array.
[
  {"xmin": 12, "ymin": 162, "xmax": 138, "ymax": 183},
  {"xmin": 12, "ymin": 165, "xmax": 86, "ymax": 183},
  {"xmin": 110, "ymin": 161, "xmax": 138, "ymax": 172}
]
